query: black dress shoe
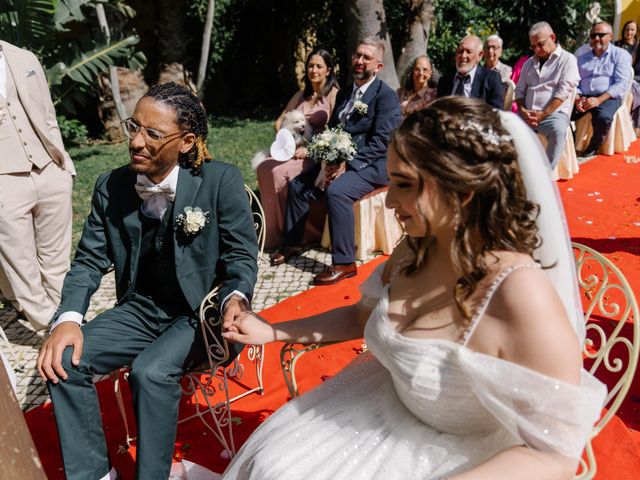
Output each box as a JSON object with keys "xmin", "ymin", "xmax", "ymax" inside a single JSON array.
[
  {"xmin": 269, "ymin": 246, "xmax": 302, "ymax": 266},
  {"xmin": 312, "ymin": 263, "xmax": 357, "ymax": 285},
  {"xmin": 580, "ymin": 146, "xmax": 599, "ymax": 158}
]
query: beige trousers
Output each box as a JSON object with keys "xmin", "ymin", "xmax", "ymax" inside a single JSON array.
[{"xmin": 0, "ymin": 162, "xmax": 73, "ymax": 330}]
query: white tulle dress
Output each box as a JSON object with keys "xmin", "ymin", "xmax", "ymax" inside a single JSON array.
[{"xmin": 223, "ymin": 263, "xmax": 606, "ymax": 479}]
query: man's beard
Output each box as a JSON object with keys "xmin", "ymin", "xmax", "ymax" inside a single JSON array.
[{"xmin": 353, "ymin": 67, "xmax": 374, "ymax": 81}]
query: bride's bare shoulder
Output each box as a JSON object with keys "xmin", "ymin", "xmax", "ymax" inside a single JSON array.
[
  {"xmin": 382, "ymin": 237, "xmax": 411, "ymax": 284},
  {"xmin": 486, "ymin": 256, "xmax": 582, "ymax": 383}
]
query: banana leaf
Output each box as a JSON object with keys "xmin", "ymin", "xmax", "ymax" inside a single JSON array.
[{"xmin": 46, "ymin": 34, "xmax": 141, "ymax": 86}]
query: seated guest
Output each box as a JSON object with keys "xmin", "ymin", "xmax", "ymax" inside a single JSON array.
[
  {"xmin": 484, "ymin": 34, "xmax": 513, "ymax": 85},
  {"xmin": 615, "ymin": 20, "xmax": 640, "ymax": 135},
  {"xmin": 271, "ymin": 37, "xmax": 402, "ymax": 285},
  {"xmin": 437, "ymin": 35, "xmax": 504, "ymax": 109},
  {"xmin": 614, "ymin": 20, "xmax": 638, "ymax": 61},
  {"xmin": 397, "ymin": 55, "xmax": 437, "ymax": 116},
  {"xmin": 573, "ymin": 21, "xmax": 632, "ymax": 157},
  {"xmin": 516, "ymin": 22, "xmax": 579, "ymax": 167},
  {"xmin": 37, "ymin": 82, "xmax": 258, "ymax": 480},
  {"xmin": 257, "ymin": 49, "xmax": 339, "ymax": 249}
]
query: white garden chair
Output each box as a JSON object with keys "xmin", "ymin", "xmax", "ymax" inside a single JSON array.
[
  {"xmin": 572, "ymin": 242, "xmax": 639, "ymax": 479},
  {"xmin": 114, "ymin": 184, "xmax": 267, "ymax": 457}
]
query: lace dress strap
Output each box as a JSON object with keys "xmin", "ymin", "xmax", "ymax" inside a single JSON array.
[{"xmin": 462, "ymin": 263, "xmax": 540, "ymax": 346}]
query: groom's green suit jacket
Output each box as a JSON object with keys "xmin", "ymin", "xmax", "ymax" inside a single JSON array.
[{"xmin": 55, "ymin": 161, "xmax": 258, "ymax": 320}]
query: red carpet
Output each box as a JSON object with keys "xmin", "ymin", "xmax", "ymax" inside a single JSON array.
[{"xmin": 25, "ymin": 144, "xmax": 640, "ymax": 479}]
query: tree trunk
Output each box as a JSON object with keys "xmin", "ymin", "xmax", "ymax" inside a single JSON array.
[
  {"xmin": 343, "ymin": 0, "xmax": 399, "ymax": 89},
  {"xmin": 0, "ymin": 355, "xmax": 46, "ymax": 479},
  {"xmin": 156, "ymin": 0, "xmax": 195, "ymax": 90},
  {"xmin": 196, "ymin": 0, "xmax": 215, "ymax": 97},
  {"xmin": 95, "ymin": 4, "xmax": 128, "ymax": 122},
  {"xmin": 98, "ymin": 68, "xmax": 149, "ymax": 141},
  {"xmin": 395, "ymin": 0, "xmax": 435, "ymax": 81}
]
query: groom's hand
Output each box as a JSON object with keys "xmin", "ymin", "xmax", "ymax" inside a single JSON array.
[
  {"xmin": 222, "ymin": 295, "xmax": 249, "ymax": 328},
  {"xmin": 37, "ymin": 322, "xmax": 83, "ymax": 384}
]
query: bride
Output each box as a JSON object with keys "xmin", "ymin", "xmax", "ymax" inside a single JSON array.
[{"xmin": 221, "ymin": 97, "xmax": 606, "ymax": 479}]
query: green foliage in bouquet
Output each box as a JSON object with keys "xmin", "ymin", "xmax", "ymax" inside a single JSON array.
[{"xmin": 307, "ymin": 126, "xmax": 357, "ymax": 166}]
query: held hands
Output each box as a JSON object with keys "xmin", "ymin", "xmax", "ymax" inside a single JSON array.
[
  {"xmin": 222, "ymin": 310, "xmax": 276, "ymax": 345},
  {"xmin": 37, "ymin": 322, "xmax": 83, "ymax": 384}
]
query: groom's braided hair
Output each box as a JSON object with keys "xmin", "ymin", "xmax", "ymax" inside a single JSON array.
[
  {"xmin": 145, "ymin": 82, "xmax": 212, "ymax": 172},
  {"xmin": 391, "ymin": 96, "xmax": 541, "ymax": 320}
]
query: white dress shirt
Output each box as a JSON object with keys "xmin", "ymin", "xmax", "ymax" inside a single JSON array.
[
  {"xmin": 337, "ymin": 74, "xmax": 377, "ymax": 121},
  {"xmin": 515, "ymin": 45, "xmax": 580, "ymax": 118},
  {"xmin": 452, "ymin": 65, "xmax": 478, "ymax": 97}
]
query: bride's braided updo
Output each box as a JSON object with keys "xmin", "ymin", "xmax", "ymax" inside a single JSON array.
[{"xmin": 391, "ymin": 96, "xmax": 541, "ymax": 318}]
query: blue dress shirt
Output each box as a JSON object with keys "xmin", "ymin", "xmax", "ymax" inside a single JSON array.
[{"xmin": 577, "ymin": 44, "xmax": 632, "ymax": 99}]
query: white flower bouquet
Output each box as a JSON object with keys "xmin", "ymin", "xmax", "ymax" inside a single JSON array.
[{"xmin": 307, "ymin": 126, "xmax": 357, "ymax": 166}]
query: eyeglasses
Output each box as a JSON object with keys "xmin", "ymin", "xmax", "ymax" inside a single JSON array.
[
  {"xmin": 413, "ymin": 67, "xmax": 431, "ymax": 73},
  {"xmin": 351, "ymin": 51, "xmax": 376, "ymax": 63},
  {"xmin": 589, "ymin": 32, "xmax": 610, "ymax": 39},
  {"xmin": 121, "ymin": 118, "xmax": 184, "ymax": 143},
  {"xmin": 529, "ymin": 37, "xmax": 550, "ymax": 50}
]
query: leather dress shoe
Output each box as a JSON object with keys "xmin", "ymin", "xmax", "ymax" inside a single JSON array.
[
  {"xmin": 270, "ymin": 246, "xmax": 302, "ymax": 266},
  {"xmin": 312, "ymin": 263, "xmax": 357, "ymax": 285}
]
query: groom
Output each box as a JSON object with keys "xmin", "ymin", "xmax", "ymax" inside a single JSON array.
[
  {"xmin": 37, "ymin": 82, "xmax": 258, "ymax": 480},
  {"xmin": 271, "ymin": 37, "xmax": 402, "ymax": 284}
]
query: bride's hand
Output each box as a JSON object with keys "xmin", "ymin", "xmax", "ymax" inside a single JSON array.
[{"xmin": 222, "ymin": 310, "xmax": 276, "ymax": 345}]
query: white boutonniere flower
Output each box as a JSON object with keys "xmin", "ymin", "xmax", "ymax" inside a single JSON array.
[
  {"xmin": 353, "ymin": 100, "xmax": 368, "ymax": 115},
  {"xmin": 176, "ymin": 206, "xmax": 210, "ymax": 235}
]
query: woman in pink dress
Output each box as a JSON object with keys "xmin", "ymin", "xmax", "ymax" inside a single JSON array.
[{"xmin": 257, "ymin": 49, "xmax": 339, "ymax": 249}]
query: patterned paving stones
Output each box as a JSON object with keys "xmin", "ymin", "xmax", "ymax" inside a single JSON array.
[{"xmin": 0, "ymin": 247, "xmax": 376, "ymax": 411}]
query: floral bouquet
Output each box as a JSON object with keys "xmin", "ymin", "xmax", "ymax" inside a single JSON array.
[{"xmin": 307, "ymin": 126, "xmax": 357, "ymax": 166}]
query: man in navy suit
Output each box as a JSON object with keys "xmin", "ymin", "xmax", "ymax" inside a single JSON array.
[
  {"xmin": 437, "ymin": 35, "xmax": 505, "ymax": 109},
  {"xmin": 270, "ymin": 37, "xmax": 402, "ymax": 285}
]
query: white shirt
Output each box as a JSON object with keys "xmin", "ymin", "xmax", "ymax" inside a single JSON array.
[
  {"xmin": 51, "ymin": 165, "xmax": 247, "ymax": 330},
  {"xmin": 337, "ymin": 74, "xmax": 377, "ymax": 121},
  {"xmin": 515, "ymin": 45, "xmax": 580, "ymax": 118},
  {"xmin": 137, "ymin": 164, "xmax": 179, "ymax": 220},
  {"xmin": 452, "ymin": 65, "xmax": 478, "ymax": 97}
]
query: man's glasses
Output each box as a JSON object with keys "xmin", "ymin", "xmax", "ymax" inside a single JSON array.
[
  {"xmin": 121, "ymin": 118, "xmax": 184, "ymax": 143},
  {"xmin": 351, "ymin": 51, "xmax": 376, "ymax": 63},
  {"xmin": 529, "ymin": 37, "xmax": 550, "ymax": 50},
  {"xmin": 589, "ymin": 32, "xmax": 610, "ymax": 39}
]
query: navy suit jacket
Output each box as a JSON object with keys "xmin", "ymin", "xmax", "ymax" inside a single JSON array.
[
  {"xmin": 329, "ymin": 77, "xmax": 402, "ymax": 185},
  {"xmin": 55, "ymin": 161, "xmax": 258, "ymax": 321},
  {"xmin": 437, "ymin": 65, "xmax": 505, "ymax": 109}
]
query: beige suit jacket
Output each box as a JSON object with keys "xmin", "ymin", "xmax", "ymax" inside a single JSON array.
[{"xmin": 0, "ymin": 40, "xmax": 75, "ymax": 174}]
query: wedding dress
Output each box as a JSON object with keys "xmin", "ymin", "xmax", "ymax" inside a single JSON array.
[{"xmin": 223, "ymin": 263, "xmax": 606, "ymax": 479}]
